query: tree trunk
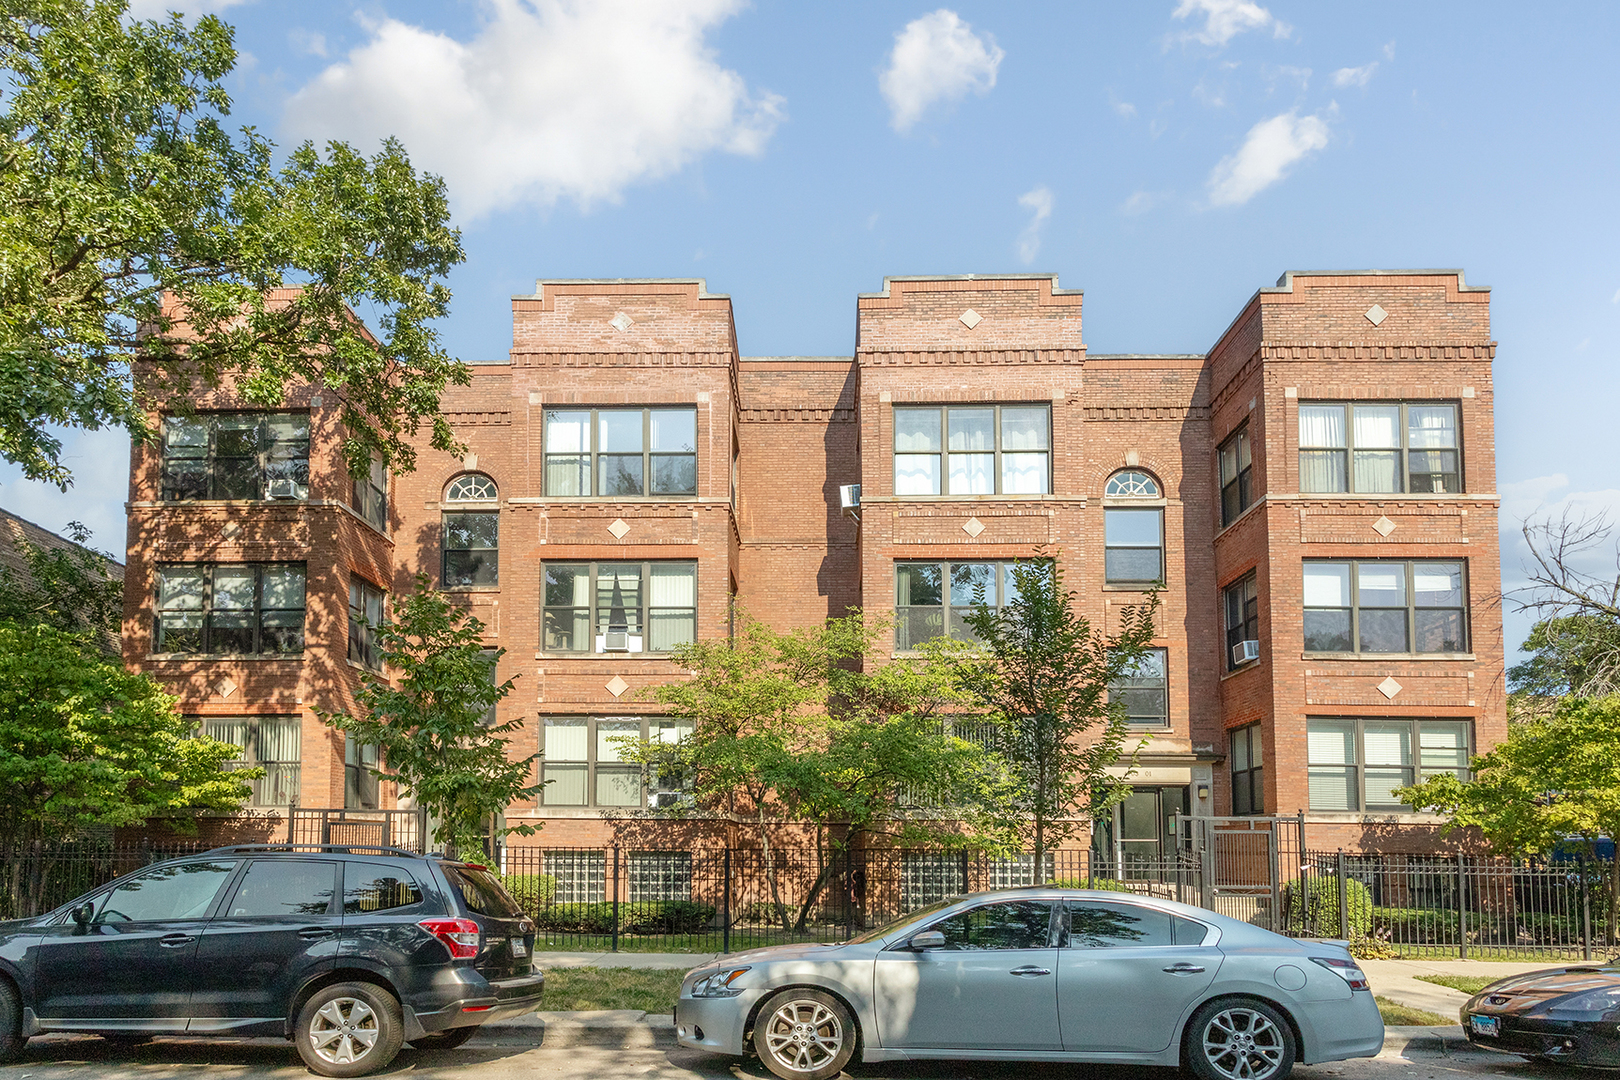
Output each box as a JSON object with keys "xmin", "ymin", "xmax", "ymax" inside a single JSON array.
[
  {"xmin": 1608, "ymin": 854, "xmax": 1619, "ymax": 947},
  {"xmin": 757, "ymin": 805, "xmax": 789, "ymax": 933}
]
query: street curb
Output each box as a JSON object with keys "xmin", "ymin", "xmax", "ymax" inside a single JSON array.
[
  {"xmin": 1382, "ymin": 1025, "xmax": 1469, "ymax": 1055},
  {"xmin": 479, "ymin": 1011, "xmax": 677, "ymax": 1049}
]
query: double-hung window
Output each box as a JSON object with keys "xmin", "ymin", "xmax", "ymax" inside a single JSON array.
[
  {"xmin": 442, "ymin": 473, "xmax": 499, "ymax": 587},
  {"xmin": 1103, "ymin": 470, "xmax": 1164, "ymax": 586},
  {"xmin": 1303, "ymin": 560, "xmax": 1467, "ymax": 654},
  {"xmin": 895, "ymin": 560, "xmax": 1043, "ymax": 649},
  {"xmin": 1223, "ymin": 573, "xmax": 1259, "ymax": 670},
  {"xmin": 1307, "ymin": 717, "xmax": 1471, "ymax": 811},
  {"xmin": 1109, "ymin": 648, "xmax": 1168, "ymax": 727},
  {"xmin": 198, "ymin": 716, "xmax": 302, "ymax": 806},
  {"xmin": 1299, "ymin": 402, "xmax": 1460, "ymax": 494},
  {"xmin": 155, "ymin": 564, "xmax": 306, "ymax": 655},
  {"xmin": 162, "ymin": 413, "xmax": 310, "ymax": 501},
  {"xmin": 543, "ymin": 408, "xmax": 697, "ymax": 497},
  {"xmin": 542, "ymin": 562, "xmax": 697, "ymax": 653},
  {"xmin": 348, "ymin": 578, "xmax": 386, "ymax": 670},
  {"xmin": 353, "ymin": 454, "xmax": 388, "ymax": 532},
  {"xmin": 893, "ymin": 405, "xmax": 1050, "ymax": 496},
  {"xmin": 1230, "ymin": 724, "xmax": 1263, "ymax": 815},
  {"xmin": 1218, "ymin": 425, "xmax": 1253, "ymax": 525},
  {"xmin": 540, "ymin": 716, "xmax": 694, "ymax": 808}
]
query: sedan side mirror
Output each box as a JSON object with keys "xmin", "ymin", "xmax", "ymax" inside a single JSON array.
[
  {"xmin": 71, "ymin": 903, "xmax": 94, "ymax": 928},
  {"xmin": 909, "ymin": 930, "xmax": 946, "ymax": 951}
]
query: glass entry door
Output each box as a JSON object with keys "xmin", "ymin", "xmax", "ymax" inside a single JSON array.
[{"xmin": 1092, "ymin": 786, "xmax": 1189, "ymax": 879}]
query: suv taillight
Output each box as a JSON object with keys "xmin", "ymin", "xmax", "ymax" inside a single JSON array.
[{"xmin": 419, "ymin": 918, "xmax": 481, "ymax": 959}]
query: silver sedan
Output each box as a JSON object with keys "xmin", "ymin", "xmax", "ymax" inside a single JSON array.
[{"xmin": 676, "ymin": 888, "xmax": 1383, "ymax": 1080}]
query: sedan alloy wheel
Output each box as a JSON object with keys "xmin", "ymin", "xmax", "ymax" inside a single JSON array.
[
  {"xmin": 1190, "ymin": 1000, "xmax": 1295, "ymax": 1080},
  {"xmin": 753, "ymin": 989, "xmax": 857, "ymax": 1080}
]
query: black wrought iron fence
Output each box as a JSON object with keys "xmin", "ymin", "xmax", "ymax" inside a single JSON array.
[{"xmin": 0, "ymin": 838, "xmax": 219, "ymax": 921}]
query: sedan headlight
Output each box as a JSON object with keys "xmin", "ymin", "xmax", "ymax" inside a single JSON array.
[{"xmin": 691, "ymin": 967, "xmax": 751, "ymax": 998}]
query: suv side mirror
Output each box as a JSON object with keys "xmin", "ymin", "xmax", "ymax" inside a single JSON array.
[
  {"xmin": 71, "ymin": 903, "xmax": 94, "ymax": 927},
  {"xmin": 909, "ymin": 930, "xmax": 945, "ymax": 951}
]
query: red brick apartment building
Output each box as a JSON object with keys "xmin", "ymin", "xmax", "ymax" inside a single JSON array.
[{"xmin": 123, "ymin": 269, "xmax": 1505, "ymax": 857}]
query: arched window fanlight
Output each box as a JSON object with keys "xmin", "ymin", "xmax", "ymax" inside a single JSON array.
[
  {"xmin": 445, "ymin": 473, "xmax": 498, "ymax": 502},
  {"xmin": 1104, "ymin": 469, "xmax": 1161, "ymax": 498}
]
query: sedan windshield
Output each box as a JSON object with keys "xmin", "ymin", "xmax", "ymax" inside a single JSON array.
[{"xmin": 846, "ymin": 899, "xmax": 957, "ymax": 945}]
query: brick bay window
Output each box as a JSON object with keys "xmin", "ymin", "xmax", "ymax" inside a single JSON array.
[
  {"xmin": 1299, "ymin": 402, "xmax": 1460, "ymax": 494},
  {"xmin": 543, "ymin": 407, "xmax": 697, "ymax": 497},
  {"xmin": 1223, "ymin": 572, "xmax": 1259, "ymax": 671},
  {"xmin": 893, "ymin": 404, "xmax": 1050, "ymax": 496},
  {"xmin": 1217, "ymin": 424, "xmax": 1253, "ymax": 526},
  {"xmin": 348, "ymin": 577, "xmax": 386, "ymax": 670},
  {"xmin": 542, "ymin": 561, "xmax": 697, "ymax": 654},
  {"xmin": 442, "ymin": 473, "xmax": 499, "ymax": 587},
  {"xmin": 154, "ymin": 564, "xmax": 306, "ymax": 656},
  {"xmin": 540, "ymin": 716, "xmax": 693, "ymax": 808},
  {"xmin": 198, "ymin": 715, "xmax": 301, "ymax": 806},
  {"xmin": 1229, "ymin": 723, "xmax": 1263, "ymax": 815},
  {"xmin": 1307, "ymin": 717, "xmax": 1472, "ymax": 812},
  {"xmin": 162, "ymin": 412, "xmax": 309, "ymax": 501},
  {"xmin": 895, "ymin": 560, "xmax": 1044, "ymax": 650},
  {"xmin": 1303, "ymin": 560, "xmax": 1467, "ymax": 655}
]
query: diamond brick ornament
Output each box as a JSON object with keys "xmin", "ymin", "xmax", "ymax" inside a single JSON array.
[
  {"xmin": 605, "ymin": 675, "xmax": 630, "ymax": 699},
  {"xmin": 1373, "ymin": 515, "xmax": 1396, "ymax": 537},
  {"xmin": 608, "ymin": 518, "xmax": 630, "ymax": 539},
  {"xmin": 610, "ymin": 311, "xmax": 633, "ymax": 331},
  {"xmin": 963, "ymin": 516, "xmax": 986, "ymax": 538},
  {"xmin": 1377, "ymin": 676, "xmax": 1402, "ymax": 699},
  {"xmin": 1364, "ymin": 304, "xmax": 1388, "ymax": 326},
  {"xmin": 959, "ymin": 309, "xmax": 982, "ymax": 329}
]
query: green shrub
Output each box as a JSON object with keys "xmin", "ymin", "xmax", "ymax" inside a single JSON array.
[
  {"xmin": 503, "ymin": 874, "xmax": 556, "ymax": 911},
  {"xmin": 1281, "ymin": 876, "xmax": 1373, "ymax": 937},
  {"xmin": 531, "ymin": 899, "xmax": 717, "ymax": 935},
  {"xmin": 533, "ymin": 902, "xmax": 617, "ymax": 935},
  {"xmin": 1051, "ymin": 877, "xmax": 1136, "ymax": 893},
  {"xmin": 1373, "ymin": 906, "xmax": 1459, "ymax": 944}
]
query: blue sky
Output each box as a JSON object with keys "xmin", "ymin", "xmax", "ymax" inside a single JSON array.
[{"xmin": 6, "ymin": 0, "xmax": 1619, "ymax": 662}]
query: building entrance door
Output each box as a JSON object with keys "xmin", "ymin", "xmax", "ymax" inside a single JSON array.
[{"xmin": 1092, "ymin": 786, "xmax": 1189, "ymax": 879}]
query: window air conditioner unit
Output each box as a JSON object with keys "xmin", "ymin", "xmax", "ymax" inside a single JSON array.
[
  {"xmin": 838, "ymin": 484, "xmax": 861, "ymax": 510},
  {"xmin": 1232, "ymin": 639, "xmax": 1261, "ymax": 665},
  {"xmin": 651, "ymin": 791, "xmax": 683, "ymax": 809},
  {"xmin": 603, "ymin": 626, "xmax": 630, "ymax": 652},
  {"xmin": 266, "ymin": 479, "xmax": 301, "ymax": 500}
]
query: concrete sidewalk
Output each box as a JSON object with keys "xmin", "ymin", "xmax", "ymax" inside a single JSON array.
[
  {"xmin": 537, "ymin": 951, "xmax": 717, "ymax": 970},
  {"xmin": 1361, "ymin": 957, "xmax": 1576, "ymax": 1018}
]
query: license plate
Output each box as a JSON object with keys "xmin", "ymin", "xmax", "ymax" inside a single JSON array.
[
  {"xmin": 511, "ymin": 938, "xmax": 528, "ymax": 957},
  {"xmin": 1470, "ymin": 1016, "xmax": 1499, "ymax": 1038}
]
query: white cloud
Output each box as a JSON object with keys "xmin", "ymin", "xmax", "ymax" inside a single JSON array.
[
  {"xmin": 1016, "ymin": 186, "xmax": 1053, "ymax": 264},
  {"xmin": 879, "ymin": 9, "xmax": 1004, "ymax": 133},
  {"xmin": 1207, "ymin": 109, "xmax": 1330, "ymax": 206},
  {"xmin": 1332, "ymin": 62, "xmax": 1378, "ymax": 88},
  {"xmin": 1112, "ymin": 97, "xmax": 1138, "ymax": 119},
  {"xmin": 283, "ymin": 0, "xmax": 784, "ymax": 218},
  {"xmin": 126, "ymin": 0, "xmax": 249, "ymax": 17},
  {"xmin": 1172, "ymin": 0, "xmax": 1290, "ymax": 46},
  {"xmin": 288, "ymin": 28, "xmax": 328, "ymax": 59},
  {"xmin": 1611, "ymin": 287, "xmax": 1620, "ymax": 304},
  {"xmin": 1383, "ymin": 40, "xmax": 1397, "ymax": 61},
  {"xmin": 1121, "ymin": 190, "xmax": 1170, "ymax": 216}
]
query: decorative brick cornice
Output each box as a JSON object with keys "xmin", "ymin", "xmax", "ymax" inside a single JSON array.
[
  {"xmin": 445, "ymin": 410, "xmax": 511, "ymax": 427},
  {"xmin": 1082, "ymin": 406, "xmax": 1209, "ymax": 421},
  {"xmin": 1261, "ymin": 343, "xmax": 1496, "ymax": 361},
  {"xmin": 855, "ymin": 349, "xmax": 1085, "ymax": 366},
  {"xmin": 738, "ymin": 408, "xmax": 855, "ymax": 424},
  {"xmin": 508, "ymin": 351, "xmax": 734, "ymax": 368}
]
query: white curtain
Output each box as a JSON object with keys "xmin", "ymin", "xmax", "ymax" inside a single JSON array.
[
  {"xmin": 257, "ymin": 717, "xmax": 301, "ymax": 764},
  {"xmin": 1352, "ymin": 405, "xmax": 1401, "ymax": 448},
  {"xmin": 1001, "ymin": 452, "xmax": 1048, "ymax": 494},
  {"xmin": 1407, "ymin": 405, "xmax": 1456, "ymax": 448},
  {"xmin": 649, "ymin": 564, "xmax": 695, "ymax": 606},
  {"xmin": 544, "ymin": 718, "xmax": 588, "ymax": 761},
  {"xmin": 544, "ymin": 410, "xmax": 589, "ymax": 452},
  {"xmin": 1298, "ymin": 405, "xmax": 1345, "ymax": 448},
  {"xmin": 1303, "ymin": 564, "xmax": 1350, "ymax": 608}
]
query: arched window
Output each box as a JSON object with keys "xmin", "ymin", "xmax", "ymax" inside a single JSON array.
[
  {"xmin": 1103, "ymin": 471, "xmax": 1164, "ymax": 585},
  {"xmin": 443, "ymin": 474, "xmax": 498, "ymax": 586},
  {"xmin": 1104, "ymin": 469, "xmax": 1160, "ymax": 498},
  {"xmin": 445, "ymin": 473, "xmax": 498, "ymax": 502}
]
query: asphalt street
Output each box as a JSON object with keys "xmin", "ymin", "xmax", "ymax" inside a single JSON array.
[{"xmin": 0, "ymin": 1031, "xmax": 1566, "ymax": 1080}]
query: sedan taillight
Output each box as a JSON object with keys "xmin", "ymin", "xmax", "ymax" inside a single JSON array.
[
  {"xmin": 419, "ymin": 917, "xmax": 481, "ymax": 959},
  {"xmin": 1310, "ymin": 956, "xmax": 1370, "ymax": 991}
]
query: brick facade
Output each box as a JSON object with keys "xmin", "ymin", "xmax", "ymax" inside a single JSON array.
[{"xmin": 123, "ymin": 270, "xmax": 1505, "ymax": 854}]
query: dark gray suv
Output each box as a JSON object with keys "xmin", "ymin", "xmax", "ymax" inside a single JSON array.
[{"xmin": 0, "ymin": 844, "xmax": 543, "ymax": 1076}]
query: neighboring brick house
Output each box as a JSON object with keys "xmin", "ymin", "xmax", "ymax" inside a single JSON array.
[
  {"xmin": 122, "ymin": 269, "xmax": 1505, "ymax": 856},
  {"xmin": 0, "ymin": 508, "xmax": 125, "ymax": 652}
]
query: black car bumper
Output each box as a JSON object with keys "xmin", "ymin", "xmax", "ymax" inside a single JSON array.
[
  {"xmin": 1464, "ymin": 1013, "xmax": 1620, "ymax": 1066},
  {"xmin": 405, "ymin": 972, "xmax": 546, "ymax": 1039}
]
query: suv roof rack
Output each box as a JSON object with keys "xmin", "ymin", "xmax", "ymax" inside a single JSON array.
[{"xmin": 198, "ymin": 843, "xmax": 428, "ymax": 859}]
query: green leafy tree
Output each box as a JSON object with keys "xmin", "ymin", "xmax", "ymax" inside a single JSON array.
[
  {"xmin": 0, "ymin": 0, "xmax": 467, "ymax": 488},
  {"xmin": 956, "ymin": 556, "xmax": 1159, "ymax": 876},
  {"xmin": 1399, "ymin": 696, "xmax": 1620, "ymax": 944},
  {"xmin": 0, "ymin": 520, "xmax": 122, "ymax": 647},
  {"xmin": 1509, "ymin": 615, "xmax": 1620, "ymax": 704},
  {"xmin": 632, "ymin": 610, "xmax": 1016, "ymax": 931},
  {"xmin": 0, "ymin": 622, "xmax": 251, "ymax": 839},
  {"xmin": 323, "ymin": 575, "xmax": 541, "ymax": 857}
]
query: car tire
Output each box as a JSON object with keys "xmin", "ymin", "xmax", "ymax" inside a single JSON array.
[
  {"xmin": 410, "ymin": 1025, "xmax": 480, "ymax": 1050},
  {"xmin": 1184, "ymin": 997, "xmax": 1297, "ymax": 1080},
  {"xmin": 752, "ymin": 988, "xmax": 857, "ymax": 1080},
  {"xmin": 0, "ymin": 979, "xmax": 25, "ymax": 1063},
  {"xmin": 294, "ymin": 982, "xmax": 404, "ymax": 1078}
]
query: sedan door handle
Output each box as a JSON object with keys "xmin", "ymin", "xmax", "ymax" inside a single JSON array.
[
  {"xmin": 1008, "ymin": 966, "xmax": 1052, "ymax": 977},
  {"xmin": 1163, "ymin": 963, "xmax": 1206, "ymax": 975},
  {"xmin": 298, "ymin": 927, "xmax": 335, "ymax": 939},
  {"xmin": 159, "ymin": 933, "xmax": 195, "ymax": 948}
]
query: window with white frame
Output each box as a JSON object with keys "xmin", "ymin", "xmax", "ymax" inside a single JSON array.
[
  {"xmin": 1109, "ymin": 648, "xmax": 1168, "ymax": 727},
  {"xmin": 198, "ymin": 716, "xmax": 301, "ymax": 806},
  {"xmin": 443, "ymin": 474, "xmax": 499, "ymax": 588},
  {"xmin": 162, "ymin": 413, "xmax": 309, "ymax": 501},
  {"xmin": 155, "ymin": 564, "xmax": 306, "ymax": 656},
  {"xmin": 543, "ymin": 408, "xmax": 697, "ymax": 497},
  {"xmin": 540, "ymin": 716, "xmax": 693, "ymax": 808},
  {"xmin": 542, "ymin": 561, "xmax": 696, "ymax": 653},
  {"xmin": 893, "ymin": 405, "xmax": 1050, "ymax": 496},
  {"xmin": 628, "ymin": 852, "xmax": 693, "ymax": 902},
  {"xmin": 1307, "ymin": 717, "xmax": 1472, "ymax": 811},
  {"xmin": 894, "ymin": 560, "xmax": 1045, "ymax": 650},
  {"xmin": 1303, "ymin": 560, "xmax": 1467, "ymax": 655},
  {"xmin": 1299, "ymin": 402, "xmax": 1460, "ymax": 494}
]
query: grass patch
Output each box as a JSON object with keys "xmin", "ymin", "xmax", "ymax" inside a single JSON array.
[
  {"xmin": 1414, "ymin": 974, "xmax": 1501, "ymax": 995},
  {"xmin": 1377, "ymin": 997, "xmax": 1453, "ymax": 1026},
  {"xmin": 542, "ymin": 967, "xmax": 686, "ymax": 1015}
]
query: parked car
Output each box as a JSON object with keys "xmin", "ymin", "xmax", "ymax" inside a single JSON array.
[
  {"xmin": 676, "ymin": 887, "xmax": 1383, "ymax": 1080},
  {"xmin": 0, "ymin": 844, "xmax": 543, "ymax": 1077},
  {"xmin": 1460, "ymin": 959, "xmax": 1620, "ymax": 1066}
]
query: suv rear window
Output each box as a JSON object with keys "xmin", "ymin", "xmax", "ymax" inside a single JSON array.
[
  {"xmin": 343, "ymin": 862, "xmax": 424, "ymax": 913},
  {"xmin": 444, "ymin": 865, "xmax": 525, "ymax": 918}
]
